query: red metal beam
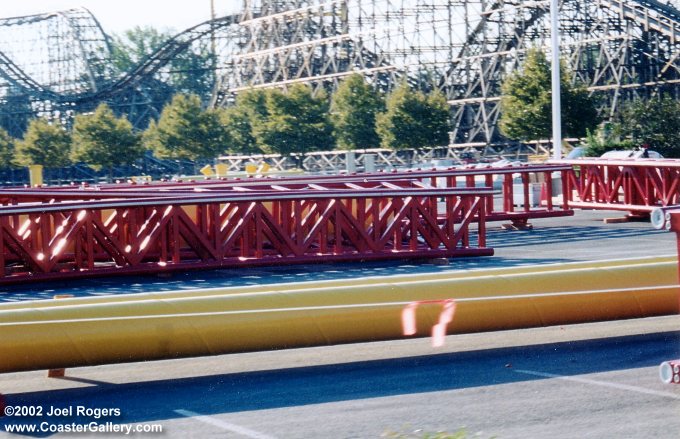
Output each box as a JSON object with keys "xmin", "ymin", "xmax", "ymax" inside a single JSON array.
[
  {"xmin": 656, "ymin": 207, "xmax": 680, "ymax": 317},
  {"xmin": 0, "ymin": 187, "xmax": 493, "ymax": 285},
  {"xmin": 1, "ymin": 164, "xmax": 574, "ymax": 226},
  {"xmin": 557, "ymin": 159, "xmax": 680, "ymax": 214}
]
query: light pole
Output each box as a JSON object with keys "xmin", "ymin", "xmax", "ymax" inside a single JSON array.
[
  {"xmin": 210, "ymin": 0, "xmax": 217, "ymax": 85},
  {"xmin": 550, "ymin": 0, "xmax": 562, "ymax": 159}
]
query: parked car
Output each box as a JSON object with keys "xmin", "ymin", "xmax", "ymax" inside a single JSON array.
[
  {"xmin": 599, "ymin": 148, "xmax": 664, "ymax": 159},
  {"xmin": 566, "ymin": 146, "xmax": 663, "ymax": 160}
]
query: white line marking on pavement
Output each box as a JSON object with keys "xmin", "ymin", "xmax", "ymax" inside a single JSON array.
[
  {"xmin": 174, "ymin": 409, "xmax": 278, "ymax": 439},
  {"xmin": 515, "ymin": 369, "xmax": 680, "ymax": 399}
]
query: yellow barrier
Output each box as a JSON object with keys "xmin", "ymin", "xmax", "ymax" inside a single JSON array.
[
  {"xmin": 0, "ymin": 258, "xmax": 677, "ymax": 373},
  {"xmin": 245, "ymin": 163, "xmax": 258, "ymax": 174},
  {"xmin": 199, "ymin": 164, "xmax": 215, "ymax": 176},
  {"xmin": 214, "ymin": 163, "xmax": 229, "ymax": 176}
]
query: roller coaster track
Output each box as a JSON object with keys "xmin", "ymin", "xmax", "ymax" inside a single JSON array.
[
  {"xmin": 214, "ymin": 0, "xmax": 680, "ymax": 149},
  {"xmin": 443, "ymin": 0, "xmax": 550, "ymax": 144},
  {"xmin": 0, "ymin": 50, "xmax": 57, "ymax": 100},
  {"xmin": 444, "ymin": 0, "xmax": 680, "ymax": 144},
  {"xmin": 603, "ymin": 0, "xmax": 680, "ymax": 42},
  {"xmin": 457, "ymin": 0, "xmax": 680, "ymax": 81},
  {"xmin": 79, "ymin": 14, "xmax": 242, "ymax": 103},
  {"xmin": 0, "ymin": 11, "xmax": 241, "ymax": 104},
  {"xmin": 1, "ymin": 0, "xmax": 680, "ymax": 150},
  {"xmin": 0, "ymin": 8, "xmax": 113, "ymax": 100}
]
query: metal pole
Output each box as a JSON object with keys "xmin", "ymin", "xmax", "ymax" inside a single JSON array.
[
  {"xmin": 550, "ymin": 0, "xmax": 562, "ymax": 159},
  {"xmin": 210, "ymin": 0, "xmax": 217, "ymax": 85}
]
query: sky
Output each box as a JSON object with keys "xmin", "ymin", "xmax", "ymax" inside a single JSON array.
[{"xmin": 1, "ymin": 1, "xmax": 242, "ymax": 35}]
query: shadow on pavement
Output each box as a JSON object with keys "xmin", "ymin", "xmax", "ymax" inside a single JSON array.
[
  {"xmin": 487, "ymin": 225, "xmax": 667, "ymax": 248},
  {"xmin": 0, "ymin": 256, "xmax": 573, "ymax": 302},
  {"xmin": 2, "ymin": 330, "xmax": 678, "ymax": 437}
]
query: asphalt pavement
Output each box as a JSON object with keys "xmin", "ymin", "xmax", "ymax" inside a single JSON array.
[
  {"xmin": 0, "ymin": 316, "xmax": 678, "ymax": 438},
  {"xmin": 0, "ymin": 209, "xmax": 678, "ymax": 438}
]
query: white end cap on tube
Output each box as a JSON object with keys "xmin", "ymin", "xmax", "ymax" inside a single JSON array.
[
  {"xmin": 650, "ymin": 208, "xmax": 666, "ymax": 230},
  {"xmin": 659, "ymin": 360, "xmax": 680, "ymax": 384}
]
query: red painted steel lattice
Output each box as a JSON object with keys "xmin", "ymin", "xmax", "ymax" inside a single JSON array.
[
  {"xmin": 558, "ymin": 159, "xmax": 680, "ymax": 214},
  {"xmin": 0, "ymin": 187, "xmax": 492, "ymax": 284},
  {"xmin": 0, "ymin": 164, "xmax": 581, "ymax": 284},
  {"xmin": 1, "ymin": 163, "xmax": 574, "ymax": 226}
]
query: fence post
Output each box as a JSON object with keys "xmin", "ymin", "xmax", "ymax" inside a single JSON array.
[
  {"xmin": 364, "ymin": 154, "xmax": 376, "ymax": 173},
  {"xmin": 28, "ymin": 164, "xmax": 43, "ymax": 187},
  {"xmin": 346, "ymin": 151, "xmax": 356, "ymax": 173}
]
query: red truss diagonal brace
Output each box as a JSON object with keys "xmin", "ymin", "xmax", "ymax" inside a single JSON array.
[
  {"xmin": 0, "ymin": 164, "xmax": 574, "ymax": 227},
  {"xmin": 0, "ymin": 187, "xmax": 493, "ymax": 284},
  {"xmin": 558, "ymin": 159, "xmax": 680, "ymax": 214}
]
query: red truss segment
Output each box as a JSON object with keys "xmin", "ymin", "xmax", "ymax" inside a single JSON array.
[
  {"xmin": 0, "ymin": 187, "xmax": 493, "ymax": 284},
  {"xmin": 0, "ymin": 163, "xmax": 574, "ymax": 227},
  {"xmin": 558, "ymin": 159, "xmax": 680, "ymax": 214}
]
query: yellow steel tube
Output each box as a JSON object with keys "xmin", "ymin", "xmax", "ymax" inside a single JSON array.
[
  {"xmin": 0, "ymin": 284, "xmax": 676, "ymax": 373},
  {"xmin": 0, "ymin": 261, "xmax": 675, "ymax": 322},
  {"xmin": 1, "ymin": 256, "xmax": 675, "ymax": 311}
]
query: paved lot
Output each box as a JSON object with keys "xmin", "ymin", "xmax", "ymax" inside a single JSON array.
[
  {"xmin": 0, "ymin": 209, "xmax": 674, "ymax": 301},
  {"xmin": 0, "ymin": 209, "xmax": 678, "ymax": 438},
  {"xmin": 1, "ymin": 317, "xmax": 678, "ymax": 438}
]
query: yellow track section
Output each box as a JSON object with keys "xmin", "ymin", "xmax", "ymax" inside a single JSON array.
[
  {"xmin": 0, "ymin": 256, "xmax": 677, "ymax": 373},
  {"xmin": 1, "ymin": 255, "xmax": 675, "ymax": 310}
]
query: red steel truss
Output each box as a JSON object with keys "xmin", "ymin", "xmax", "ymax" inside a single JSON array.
[
  {"xmin": 558, "ymin": 159, "xmax": 680, "ymax": 215},
  {"xmin": 0, "ymin": 164, "xmax": 581, "ymax": 284},
  {"xmin": 1, "ymin": 163, "xmax": 574, "ymax": 226},
  {"xmin": 655, "ymin": 207, "xmax": 680, "ymax": 311},
  {"xmin": 382, "ymin": 164, "xmax": 573, "ymax": 226},
  {"xmin": 0, "ymin": 187, "xmax": 493, "ymax": 285}
]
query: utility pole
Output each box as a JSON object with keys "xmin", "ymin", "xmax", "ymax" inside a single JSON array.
[
  {"xmin": 210, "ymin": 0, "xmax": 217, "ymax": 88},
  {"xmin": 550, "ymin": 0, "xmax": 562, "ymax": 159}
]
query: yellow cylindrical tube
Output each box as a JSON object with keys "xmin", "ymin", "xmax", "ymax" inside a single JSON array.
[
  {"xmin": 1, "ymin": 256, "xmax": 674, "ymax": 311},
  {"xmin": 0, "ymin": 261, "xmax": 675, "ymax": 322},
  {"xmin": 0, "ymin": 259, "xmax": 677, "ymax": 373},
  {"xmin": 0, "ymin": 284, "xmax": 675, "ymax": 373}
]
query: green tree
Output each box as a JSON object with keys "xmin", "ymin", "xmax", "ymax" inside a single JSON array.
[
  {"xmin": 144, "ymin": 94, "xmax": 230, "ymax": 160},
  {"xmin": 220, "ymin": 89, "xmax": 270, "ymax": 155},
  {"xmin": 615, "ymin": 97, "xmax": 680, "ymax": 158},
  {"xmin": 583, "ymin": 124, "xmax": 634, "ymax": 157},
  {"xmin": 499, "ymin": 48, "xmax": 599, "ymax": 141},
  {"xmin": 0, "ymin": 92, "xmax": 31, "ymax": 139},
  {"xmin": 71, "ymin": 104, "xmax": 143, "ymax": 170},
  {"xmin": 220, "ymin": 106, "xmax": 259, "ymax": 155},
  {"xmin": 376, "ymin": 82, "xmax": 450, "ymax": 150},
  {"xmin": 111, "ymin": 26, "xmax": 213, "ymax": 98},
  {"xmin": 111, "ymin": 26, "xmax": 171, "ymax": 73},
  {"xmin": 0, "ymin": 127, "xmax": 15, "ymax": 168},
  {"xmin": 15, "ymin": 118, "xmax": 71, "ymax": 167},
  {"xmin": 330, "ymin": 74, "xmax": 384, "ymax": 150},
  {"xmin": 255, "ymin": 85, "xmax": 335, "ymax": 155},
  {"xmin": 169, "ymin": 46, "xmax": 214, "ymax": 99}
]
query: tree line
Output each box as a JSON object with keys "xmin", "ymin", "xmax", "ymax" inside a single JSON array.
[
  {"xmin": 2, "ymin": 47, "xmax": 679, "ymax": 171},
  {"xmin": 499, "ymin": 49, "xmax": 680, "ymax": 158},
  {"xmin": 108, "ymin": 27, "xmax": 680, "ymax": 159},
  {"xmin": 0, "ymin": 76, "xmax": 451, "ymax": 170}
]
